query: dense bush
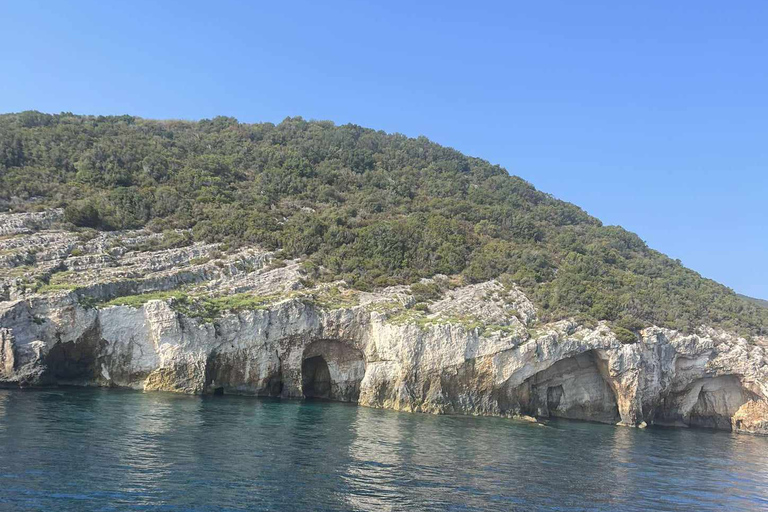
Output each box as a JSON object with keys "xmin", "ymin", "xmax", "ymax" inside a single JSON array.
[
  {"xmin": 63, "ymin": 201, "xmax": 101, "ymax": 228},
  {"xmin": 1, "ymin": 111, "xmax": 766, "ymax": 336}
]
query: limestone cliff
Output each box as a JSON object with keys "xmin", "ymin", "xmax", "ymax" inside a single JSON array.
[{"xmin": 1, "ymin": 210, "xmax": 767, "ymax": 435}]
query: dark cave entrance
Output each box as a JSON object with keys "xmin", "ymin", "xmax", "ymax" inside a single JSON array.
[
  {"xmin": 44, "ymin": 324, "xmax": 105, "ymax": 384},
  {"xmin": 302, "ymin": 356, "xmax": 332, "ymax": 399},
  {"xmin": 300, "ymin": 340, "xmax": 365, "ymax": 402},
  {"xmin": 655, "ymin": 375, "xmax": 758, "ymax": 431},
  {"xmin": 517, "ymin": 350, "xmax": 620, "ymax": 424}
]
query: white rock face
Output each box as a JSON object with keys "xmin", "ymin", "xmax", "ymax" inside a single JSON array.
[
  {"xmin": 1, "ymin": 285, "xmax": 767, "ymax": 434},
  {"xmin": 1, "ymin": 211, "xmax": 767, "ymax": 434},
  {"xmin": 0, "ymin": 209, "xmax": 63, "ymax": 236}
]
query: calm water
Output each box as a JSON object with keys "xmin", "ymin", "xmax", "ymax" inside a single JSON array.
[{"xmin": 0, "ymin": 389, "xmax": 767, "ymax": 511}]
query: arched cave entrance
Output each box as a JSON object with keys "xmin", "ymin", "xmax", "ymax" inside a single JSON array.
[
  {"xmin": 300, "ymin": 339, "xmax": 365, "ymax": 402},
  {"xmin": 656, "ymin": 375, "xmax": 759, "ymax": 431},
  {"xmin": 507, "ymin": 350, "xmax": 620, "ymax": 424},
  {"xmin": 302, "ymin": 356, "xmax": 332, "ymax": 399},
  {"xmin": 44, "ymin": 324, "xmax": 105, "ymax": 384}
]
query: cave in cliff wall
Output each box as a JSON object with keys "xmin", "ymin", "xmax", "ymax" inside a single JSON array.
[
  {"xmin": 302, "ymin": 356, "xmax": 332, "ymax": 399},
  {"xmin": 204, "ymin": 346, "xmax": 284, "ymax": 397},
  {"xmin": 655, "ymin": 375, "xmax": 758, "ymax": 431},
  {"xmin": 202, "ymin": 338, "xmax": 366, "ymax": 402},
  {"xmin": 300, "ymin": 339, "xmax": 365, "ymax": 402},
  {"xmin": 44, "ymin": 324, "xmax": 105, "ymax": 385},
  {"xmin": 515, "ymin": 350, "xmax": 620, "ymax": 424}
]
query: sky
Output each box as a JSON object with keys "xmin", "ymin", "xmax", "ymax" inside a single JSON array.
[{"xmin": 1, "ymin": 0, "xmax": 766, "ymax": 298}]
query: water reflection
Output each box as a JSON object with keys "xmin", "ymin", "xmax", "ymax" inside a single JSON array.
[
  {"xmin": 111, "ymin": 392, "xmax": 183, "ymax": 507},
  {"xmin": 344, "ymin": 407, "xmax": 409, "ymax": 511},
  {"xmin": 0, "ymin": 391, "xmax": 8, "ymax": 433},
  {"xmin": 0, "ymin": 389, "xmax": 766, "ymax": 511}
]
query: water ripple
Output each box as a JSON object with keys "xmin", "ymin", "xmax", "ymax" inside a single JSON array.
[{"xmin": 0, "ymin": 389, "xmax": 767, "ymax": 511}]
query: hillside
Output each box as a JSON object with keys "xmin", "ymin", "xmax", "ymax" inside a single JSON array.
[
  {"xmin": 1, "ymin": 110, "xmax": 766, "ymax": 337},
  {"xmin": 739, "ymin": 294, "xmax": 768, "ymax": 309}
]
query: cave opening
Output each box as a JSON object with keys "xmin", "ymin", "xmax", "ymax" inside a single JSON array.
[
  {"xmin": 300, "ymin": 339, "xmax": 365, "ymax": 402},
  {"xmin": 44, "ymin": 325, "xmax": 105, "ymax": 384},
  {"xmin": 302, "ymin": 355, "xmax": 332, "ymax": 400},
  {"xmin": 656, "ymin": 375, "xmax": 759, "ymax": 431},
  {"xmin": 518, "ymin": 350, "xmax": 620, "ymax": 424}
]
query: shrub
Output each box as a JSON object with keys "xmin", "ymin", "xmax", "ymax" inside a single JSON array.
[
  {"xmin": 64, "ymin": 202, "xmax": 100, "ymax": 228},
  {"xmin": 613, "ymin": 326, "xmax": 637, "ymax": 344}
]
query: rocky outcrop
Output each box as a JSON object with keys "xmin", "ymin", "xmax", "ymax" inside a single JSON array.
[
  {"xmin": 1, "ymin": 288, "xmax": 766, "ymax": 434},
  {"xmin": 1, "ymin": 211, "xmax": 768, "ymax": 435},
  {"xmin": 0, "ymin": 209, "xmax": 63, "ymax": 236},
  {"xmin": 732, "ymin": 400, "xmax": 768, "ymax": 434}
]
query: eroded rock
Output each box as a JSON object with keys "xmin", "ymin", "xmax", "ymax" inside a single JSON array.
[{"xmin": 1, "ymin": 210, "xmax": 768, "ymax": 434}]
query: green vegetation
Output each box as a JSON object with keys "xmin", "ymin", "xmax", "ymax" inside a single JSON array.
[
  {"xmin": 612, "ymin": 326, "xmax": 637, "ymax": 344},
  {"xmin": 738, "ymin": 294, "xmax": 768, "ymax": 309},
  {"xmin": 102, "ymin": 290, "xmax": 277, "ymax": 321},
  {"xmin": 36, "ymin": 283, "xmax": 78, "ymax": 293},
  {"xmin": 183, "ymin": 293, "xmax": 276, "ymax": 320},
  {"xmin": 363, "ymin": 299, "xmax": 402, "ymax": 314},
  {"xmin": 102, "ymin": 290, "xmax": 189, "ymax": 308},
  {"xmin": 386, "ymin": 307, "xmax": 499, "ymax": 334},
  {"xmin": 31, "ymin": 268, "xmax": 80, "ymax": 293},
  {"xmin": 386, "ymin": 308, "xmax": 430, "ymax": 329},
  {"xmin": 1, "ymin": 111, "xmax": 767, "ymax": 336},
  {"xmin": 483, "ymin": 323, "xmax": 521, "ymax": 337},
  {"xmin": 410, "ymin": 281, "xmax": 446, "ymax": 303},
  {"xmin": 308, "ymin": 286, "xmax": 360, "ymax": 310},
  {"xmin": 126, "ymin": 229, "xmax": 193, "ymax": 252}
]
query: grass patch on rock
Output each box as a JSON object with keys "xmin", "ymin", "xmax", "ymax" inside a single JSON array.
[
  {"xmin": 101, "ymin": 290, "xmax": 279, "ymax": 321},
  {"xmin": 103, "ymin": 290, "xmax": 190, "ymax": 308}
]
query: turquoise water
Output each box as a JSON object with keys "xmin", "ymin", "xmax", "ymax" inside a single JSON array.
[{"xmin": 0, "ymin": 389, "xmax": 767, "ymax": 511}]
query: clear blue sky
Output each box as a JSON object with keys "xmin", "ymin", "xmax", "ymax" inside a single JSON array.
[{"xmin": 1, "ymin": 0, "xmax": 766, "ymax": 298}]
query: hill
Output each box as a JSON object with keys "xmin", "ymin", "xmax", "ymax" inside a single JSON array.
[
  {"xmin": 739, "ymin": 294, "xmax": 768, "ymax": 309},
  {"xmin": 1, "ymin": 110, "xmax": 766, "ymax": 337}
]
